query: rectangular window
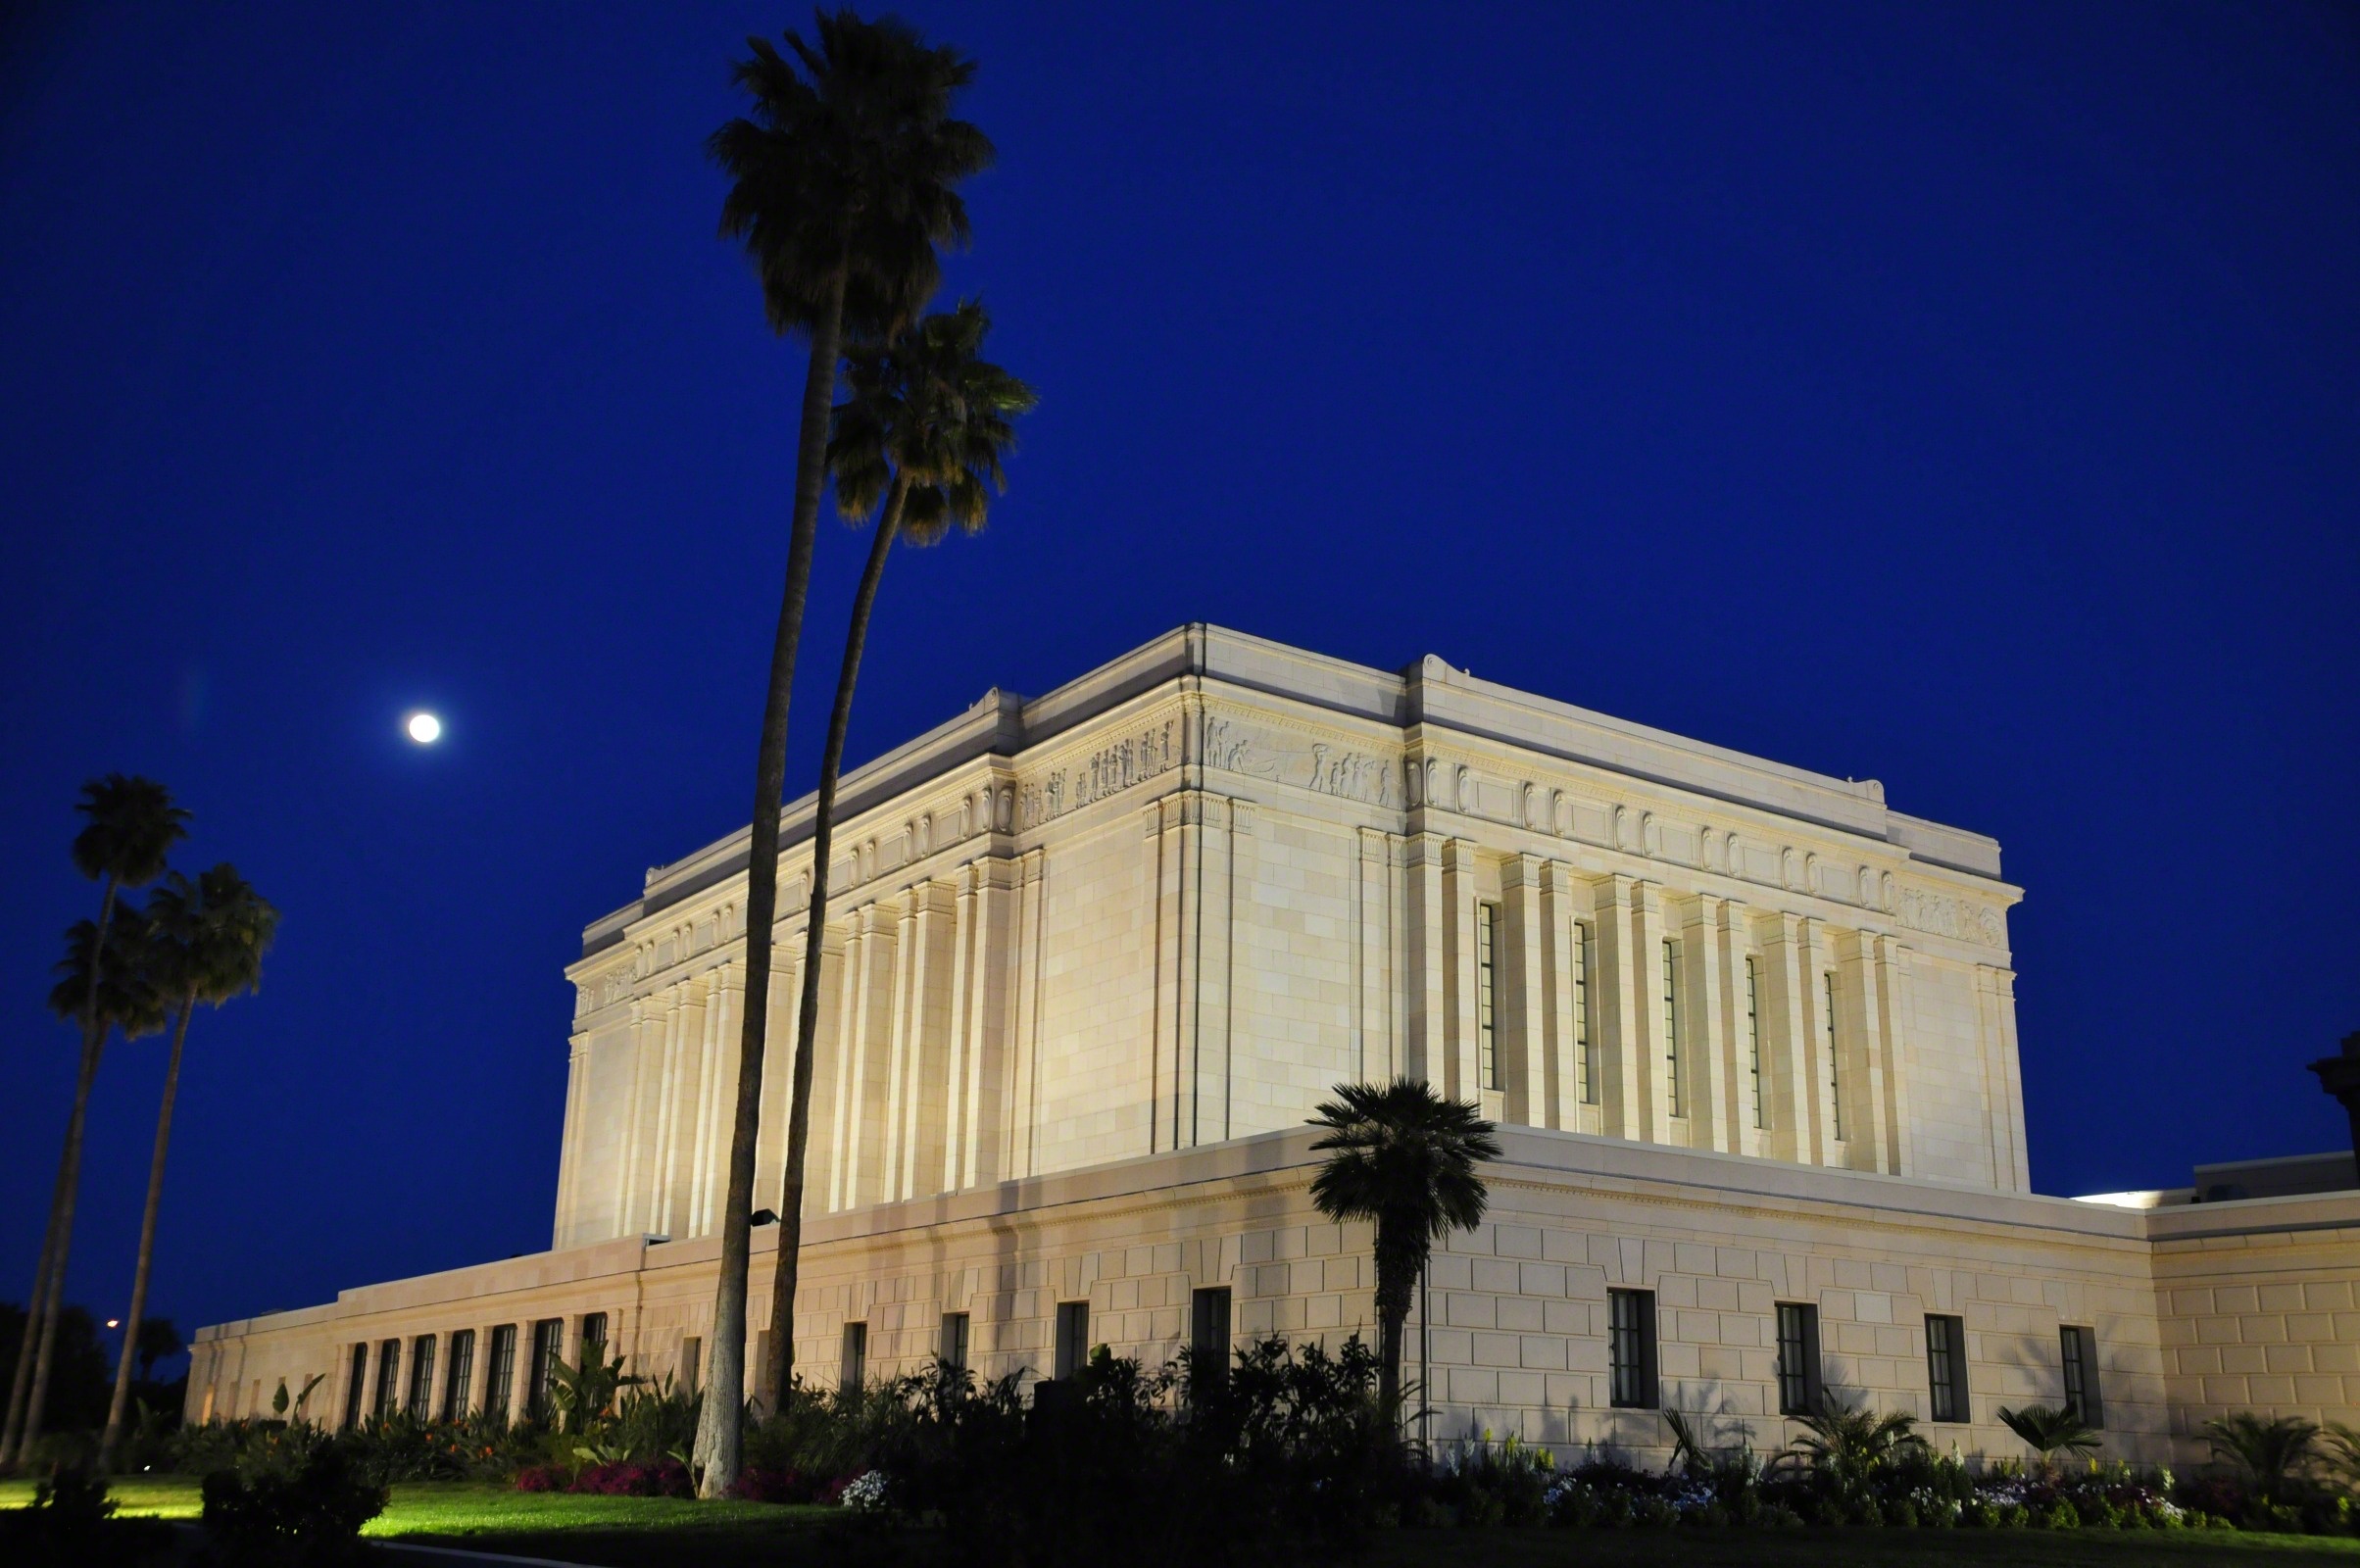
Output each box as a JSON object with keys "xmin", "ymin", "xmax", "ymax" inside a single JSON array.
[
  {"xmin": 1662, "ymin": 941, "xmax": 1683, "ymax": 1118},
  {"xmin": 1054, "ymin": 1300, "xmax": 1090, "ymax": 1381},
  {"xmin": 1745, "ymin": 956, "xmax": 1765, "ymax": 1131},
  {"xmin": 679, "ymin": 1336, "xmax": 702, "ymax": 1396},
  {"xmin": 2060, "ymin": 1325, "xmax": 2102, "ymax": 1428},
  {"xmin": 1775, "ymin": 1303, "xmax": 1822, "ymax": 1415},
  {"xmin": 442, "ymin": 1329, "xmax": 475, "ymax": 1421},
  {"xmin": 1476, "ymin": 902, "xmax": 1500, "ymax": 1091},
  {"xmin": 407, "ymin": 1335, "xmax": 436, "ymax": 1421},
  {"xmin": 1608, "ymin": 1289, "xmax": 1657, "ymax": 1409},
  {"xmin": 939, "ymin": 1314, "xmax": 968, "ymax": 1374},
  {"xmin": 1191, "ymin": 1287, "xmax": 1232, "ymax": 1394},
  {"xmin": 1822, "ymin": 972, "xmax": 1843, "ymax": 1141},
  {"xmin": 483, "ymin": 1325, "xmax": 516, "ymax": 1419},
  {"xmin": 374, "ymin": 1340, "xmax": 402, "ymax": 1421},
  {"xmin": 579, "ymin": 1311, "xmax": 609, "ymax": 1367},
  {"xmin": 1573, "ymin": 922, "xmax": 1597, "ymax": 1103},
  {"xmin": 526, "ymin": 1319, "xmax": 564, "ymax": 1420},
  {"xmin": 342, "ymin": 1344, "xmax": 368, "ymax": 1432},
  {"xmin": 1926, "ymin": 1314, "xmax": 1969, "ymax": 1423},
  {"xmin": 841, "ymin": 1322, "xmax": 866, "ymax": 1392}
]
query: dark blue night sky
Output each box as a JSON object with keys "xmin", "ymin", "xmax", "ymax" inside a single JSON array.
[{"xmin": 2, "ymin": 2, "xmax": 2354, "ymax": 1347}]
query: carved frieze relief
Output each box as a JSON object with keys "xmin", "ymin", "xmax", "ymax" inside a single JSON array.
[
  {"xmin": 1021, "ymin": 717, "xmax": 1179, "ymax": 828},
  {"xmin": 1898, "ymin": 886, "xmax": 2005, "ymax": 948}
]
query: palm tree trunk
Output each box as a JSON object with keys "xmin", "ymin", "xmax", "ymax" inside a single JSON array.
[
  {"xmin": 12, "ymin": 875, "xmax": 120, "ymax": 1464},
  {"xmin": 98, "ymin": 992, "xmax": 194, "ymax": 1472},
  {"xmin": 692, "ymin": 263, "xmax": 849, "ymax": 1499},
  {"xmin": 0, "ymin": 1208, "xmax": 59, "ymax": 1465},
  {"xmin": 760, "ymin": 475, "xmax": 908, "ymax": 1411}
]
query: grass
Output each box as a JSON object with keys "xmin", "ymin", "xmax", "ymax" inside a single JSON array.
[{"xmin": 6, "ymin": 1477, "xmax": 2357, "ymax": 1567}]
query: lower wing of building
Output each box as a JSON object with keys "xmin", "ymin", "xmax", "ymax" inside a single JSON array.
[{"xmin": 189, "ymin": 626, "xmax": 2356, "ymax": 1461}]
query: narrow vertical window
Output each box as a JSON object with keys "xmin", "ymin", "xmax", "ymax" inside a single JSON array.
[
  {"xmin": 1775, "ymin": 1303, "xmax": 1822, "ymax": 1415},
  {"xmin": 2060, "ymin": 1326, "xmax": 2102, "ymax": 1428},
  {"xmin": 1608, "ymin": 1289, "xmax": 1658, "ymax": 1408},
  {"xmin": 679, "ymin": 1336, "xmax": 702, "ymax": 1396},
  {"xmin": 1926, "ymin": 1314, "xmax": 1969, "ymax": 1423},
  {"xmin": 374, "ymin": 1340, "xmax": 402, "ymax": 1421},
  {"xmin": 342, "ymin": 1344, "xmax": 368, "ymax": 1432},
  {"xmin": 842, "ymin": 1321, "xmax": 868, "ymax": 1392},
  {"xmin": 1745, "ymin": 956, "xmax": 1765, "ymax": 1131},
  {"xmin": 526, "ymin": 1319, "xmax": 564, "ymax": 1420},
  {"xmin": 1054, "ymin": 1300, "xmax": 1091, "ymax": 1381},
  {"xmin": 407, "ymin": 1334, "xmax": 436, "ymax": 1420},
  {"xmin": 1822, "ymin": 972, "xmax": 1843, "ymax": 1141},
  {"xmin": 579, "ymin": 1311, "xmax": 609, "ymax": 1368},
  {"xmin": 940, "ymin": 1313, "xmax": 969, "ymax": 1374},
  {"xmin": 442, "ymin": 1328, "xmax": 475, "ymax": 1421},
  {"xmin": 1191, "ymin": 1287, "xmax": 1232, "ymax": 1396},
  {"xmin": 483, "ymin": 1325, "xmax": 516, "ymax": 1419},
  {"xmin": 1573, "ymin": 921, "xmax": 1597, "ymax": 1103},
  {"xmin": 1476, "ymin": 902, "xmax": 1500, "ymax": 1091},
  {"xmin": 1662, "ymin": 940, "xmax": 1683, "ymax": 1118}
]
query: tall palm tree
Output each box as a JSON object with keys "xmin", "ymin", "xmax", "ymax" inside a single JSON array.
[
  {"xmin": 1306, "ymin": 1079, "xmax": 1500, "ymax": 1417},
  {"xmin": 98, "ymin": 865, "xmax": 277, "ymax": 1471},
  {"xmin": 2, "ymin": 774, "xmax": 185, "ymax": 1468},
  {"xmin": 8, "ymin": 911, "xmax": 171, "ymax": 1460},
  {"xmin": 696, "ymin": 11, "xmax": 990, "ymax": 1495},
  {"xmin": 758, "ymin": 302, "xmax": 1033, "ymax": 1410}
]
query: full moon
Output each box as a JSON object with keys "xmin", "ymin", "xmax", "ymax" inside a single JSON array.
[{"xmin": 406, "ymin": 711, "xmax": 443, "ymax": 744}]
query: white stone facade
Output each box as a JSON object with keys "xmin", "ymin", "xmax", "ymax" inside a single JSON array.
[{"xmin": 190, "ymin": 626, "xmax": 2358, "ymax": 1463}]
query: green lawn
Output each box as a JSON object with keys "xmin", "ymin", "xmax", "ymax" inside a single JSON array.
[{"xmin": 6, "ymin": 1477, "xmax": 2356, "ymax": 1567}]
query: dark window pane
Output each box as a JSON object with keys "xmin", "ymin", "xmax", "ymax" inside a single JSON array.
[
  {"xmin": 1926, "ymin": 1314, "xmax": 1968, "ymax": 1423},
  {"xmin": 484, "ymin": 1326, "xmax": 516, "ymax": 1419},
  {"xmin": 939, "ymin": 1315, "xmax": 967, "ymax": 1374},
  {"xmin": 443, "ymin": 1329, "xmax": 475, "ymax": 1421},
  {"xmin": 842, "ymin": 1322, "xmax": 867, "ymax": 1391},
  {"xmin": 1055, "ymin": 1300, "xmax": 1090, "ymax": 1381},
  {"xmin": 342, "ymin": 1345, "xmax": 368, "ymax": 1433},
  {"xmin": 1608, "ymin": 1289, "xmax": 1656, "ymax": 1408},
  {"xmin": 2060, "ymin": 1326, "xmax": 2103, "ymax": 1428},
  {"xmin": 1776, "ymin": 1303, "xmax": 1822, "ymax": 1416},
  {"xmin": 1191, "ymin": 1287, "xmax": 1232, "ymax": 1395}
]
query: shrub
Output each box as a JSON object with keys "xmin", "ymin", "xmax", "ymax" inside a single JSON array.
[
  {"xmin": 0, "ymin": 1465, "xmax": 174, "ymax": 1568},
  {"xmin": 730, "ymin": 1464, "xmax": 822, "ymax": 1504},
  {"xmin": 515, "ymin": 1464, "xmax": 568, "ymax": 1493},
  {"xmin": 200, "ymin": 1444, "xmax": 387, "ymax": 1567},
  {"xmin": 568, "ymin": 1458, "xmax": 693, "ymax": 1497}
]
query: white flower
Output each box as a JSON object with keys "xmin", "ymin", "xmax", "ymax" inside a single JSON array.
[{"xmin": 837, "ymin": 1470, "xmax": 889, "ymax": 1510}]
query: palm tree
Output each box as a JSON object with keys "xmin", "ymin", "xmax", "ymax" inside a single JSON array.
[
  {"xmin": 696, "ymin": 11, "xmax": 991, "ymax": 1495},
  {"xmin": 98, "ymin": 864, "xmax": 277, "ymax": 1471},
  {"xmin": 1995, "ymin": 1402, "xmax": 2101, "ymax": 1468},
  {"xmin": 1778, "ymin": 1394, "xmax": 1928, "ymax": 1502},
  {"xmin": 1306, "ymin": 1079, "xmax": 1500, "ymax": 1417},
  {"xmin": 758, "ymin": 302, "xmax": 1032, "ymax": 1412},
  {"xmin": 2, "ymin": 774, "xmax": 185, "ymax": 1468},
  {"xmin": 8, "ymin": 911, "xmax": 171, "ymax": 1461},
  {"xmin": 2205, "ymin": 1411, "xmax": 2321, "ymax": 1506}
]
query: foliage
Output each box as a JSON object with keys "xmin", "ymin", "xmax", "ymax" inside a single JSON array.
[
  {"xmin": 0, "ymin": 1301, "xmax": 113, "ymax": 1436},
  {"xmin": 545, "ymin": 1350, "xmax": 642, "ymax": 1436},
  {"xmin": 134, "ymin": 1318, "xmax": 185, "ymax": 1381},
  {"xmin": 2204, "ymin": 1411, "xmax": 2320, "ymax": 1506},
  {"xmin": 1435, "ymin": 1433, "xmax": 1556, "ymax": 1526},
  {"xmin": 1772, "ymin": 1394, "xmax": 1929, "ymax": 1505},
  {"xmin": 568, "ymin": 1457, "xmax": 695, "ymax": 1496},
  {"xmin": 198, "ymin": 1442, "xmax": 386, "ymax": 1567},
  {"xmin": 1995, "ymin": 1403, "xmax": 2102, "ymax": 1464},
  {"xmin": 0, "ymin": 1464, "xmax": 174, "ymax": 1568},
  {"xmin": 2325, "ymin": 1421, "xmax": 2360, "ymax": 1495}
]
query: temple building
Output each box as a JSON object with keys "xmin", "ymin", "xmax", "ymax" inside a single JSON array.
[{"xmin": 191, "ymin": 626, "xmax": 2359, "ymax": 1460}]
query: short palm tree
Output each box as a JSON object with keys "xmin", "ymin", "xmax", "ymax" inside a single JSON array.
[
  {"xmin": 697, "ymin": 12, "xmax": 991, "ymax": 1495},
  {"xmin": 760, "ymin": 301, "xmax": 1032, "ymax": 1409},
  {"xmin": 2205, "ymin": 1411, "xmax": 2321, "ymax": 1506},
  {"xmin": 2323, "ymin": 1421, "xmax": 2360, "ymax": 1497},
  {"xmin": 98, "ymin": 864, "xmax": 277, "ymax": 1470},
  {"xmin": 1306, "ymin": 1079, "xmax": 1500, "ymax": 1417},
  {"xmin": 1996, "ymin": 1402, "xmax": 2101, "ymax": 1467},
  {"xmin": 3, "ymin": 774, "xmax": 185, "ymax": 1467},
  {"xmin": 1779, "ymin": 1394, "xmax": 1928, "ymax": 1501}
]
